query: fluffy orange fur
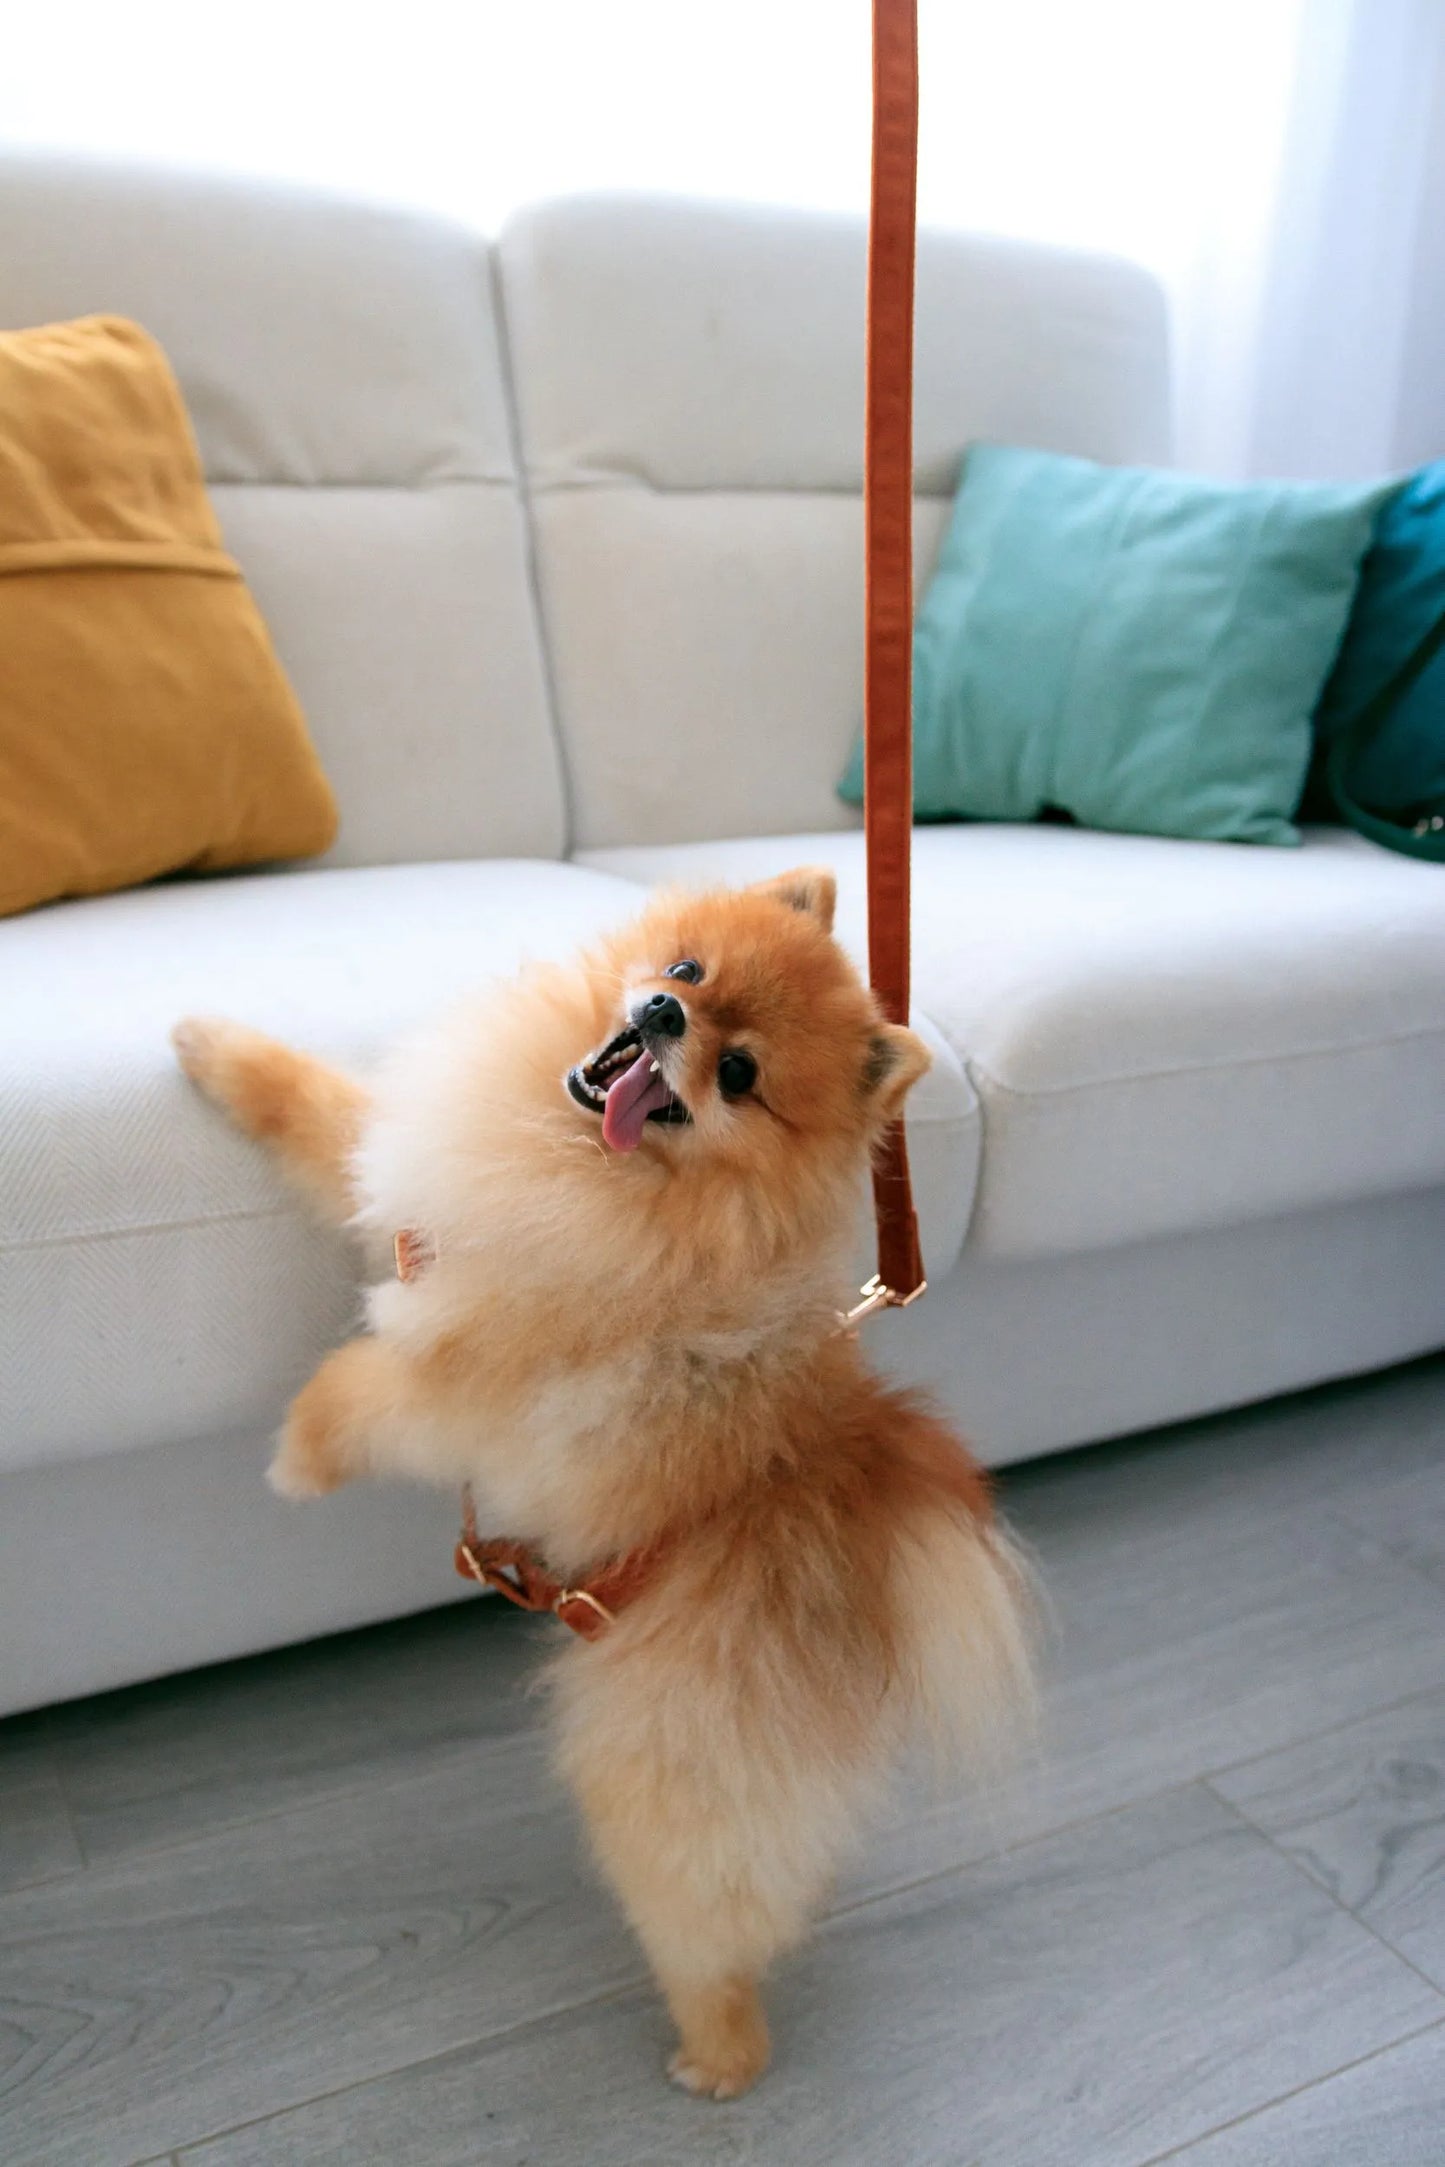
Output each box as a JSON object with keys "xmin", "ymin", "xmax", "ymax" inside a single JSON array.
[{"xmin": 173, "ymin": 867, "xmax": 1034, "ymax": 2098}]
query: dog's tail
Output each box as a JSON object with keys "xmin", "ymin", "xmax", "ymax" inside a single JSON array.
[{"xmin": 892, "ymin": 1491, "xmax": 1041, "ymax": 1778}]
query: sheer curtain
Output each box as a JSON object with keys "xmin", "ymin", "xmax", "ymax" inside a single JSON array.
[
  {"xmin": 1245, "ymin": 0, "xmax": 1445, "ymax": 479},
  {"xmin": 2, "ymin": 0, "xmax": 1438, "ymax": 479}
]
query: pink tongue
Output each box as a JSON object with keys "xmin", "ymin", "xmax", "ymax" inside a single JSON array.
[{"xmin": 602, "ymin": 1050, "xmax": 674, "ymax": 1152}]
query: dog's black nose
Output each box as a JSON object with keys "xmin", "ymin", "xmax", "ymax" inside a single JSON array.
[{"xmin": 631, "ymin": 990, "xmax": 687, "ymax": 1039}]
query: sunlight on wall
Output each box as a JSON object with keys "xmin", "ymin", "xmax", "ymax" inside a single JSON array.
[
  {"xmin": 2, "ymin": 0, "xmax": 1309, "ymax": 469},
  {"xmin": 2, "ymin": 2, "xmax": 1298, "ymax": 268}
]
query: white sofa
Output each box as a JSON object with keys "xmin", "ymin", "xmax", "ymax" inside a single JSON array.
[{"xmin": 4, "ymin": 155, "xmax": 1444, "ymax": 1716}]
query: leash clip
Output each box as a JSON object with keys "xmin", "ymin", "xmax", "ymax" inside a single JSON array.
[{"xmin": 838, "ymin": 1272, "xmax": 928, "ymax": 1332}]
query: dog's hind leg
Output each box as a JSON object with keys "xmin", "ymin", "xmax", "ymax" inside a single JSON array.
[
  {"xmin": 581, "ymin": 1775, "xmax": 780, "ymax": 2099},
  {"xmin": 562, "ymin": 1719, "xmax": 862, "ymax": 2099},
  {"xmin": 661, "ymin": 1971, "xmax": 772, "ymax": 2102},
  {"xmin": 173, "ymin": 1017, "xmax": 369, "ymax": 1222}
]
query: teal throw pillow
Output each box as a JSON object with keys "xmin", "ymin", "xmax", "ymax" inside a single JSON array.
[
  {"xmin": 1303, "ymin": 460, "xmax": 1445, "ymax": 825},
  {"xmin": 839, "ymin": 444, "xmax": 1391, "ymax": 845}
]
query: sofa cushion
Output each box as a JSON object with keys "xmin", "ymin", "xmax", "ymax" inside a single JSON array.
[
  {"xmin": 0, "ymin": 154, "xmax": 564, "ymax": 867},
  {"xmin": 0, "ymin": 859, "xmax": 979, "ymax": 1474},
  {"xmin": 1309, "ymin": 460, "xmax": 1445, "ymax": 829},
  {"xmin": 578, "ymin": 825, "xmax": 1445, "ymax": 1258},
  {"xmin": 0, "ymin": 315, "xmax": 339, "ymax": 918},
  {"xmin": 498, "ymin": 195, "xmax": 1170, "ymax": 852},
  {"xmin": 838, "ymin": 444, "xmax": 1388, "ymax": 845}
]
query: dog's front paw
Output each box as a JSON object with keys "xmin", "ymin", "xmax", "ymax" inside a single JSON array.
[
  {"xmin": 172, "ymin": 1014, "xmax": 228, "ymax": 1083},
  {"xmin": 172, "ymin": 1016, "xmax": 292, "ymax": 1141},
  {"xmin": 268, "ymin": 1396, "xmax": 348, "ymax": 1500},
  {"xmin": 667, "ymin": 2045, "xmax": 769, "ymax": 2102},
  {"xmin": 172, "ymin": 1015, "xmax": 260, "ymax": 1108},
  {"xmin": 267, "ymin": 1435, "xmax": 341, "ymax": 1500}
]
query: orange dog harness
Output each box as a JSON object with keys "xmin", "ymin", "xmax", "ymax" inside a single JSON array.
[{"xmin": 453, "ymin": 1487, "xmax": 668, "ymax": 1643}]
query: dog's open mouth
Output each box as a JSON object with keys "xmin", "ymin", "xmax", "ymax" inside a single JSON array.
[{"xmin": 567, "ymin": 1027, "xmax": 691, "ymax": 1153}]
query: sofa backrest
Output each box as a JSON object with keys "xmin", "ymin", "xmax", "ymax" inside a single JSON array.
[
  {"xmin": 498, "ymin": 195, "xmax": 1172, "ymax": 851},
  {"xmin": 0, "ymin": 155, "xmax": 566, "ymax": 867},
  {"xmin": 0, "ymin": 160, "xmax": 1173, "ymax": 865}
]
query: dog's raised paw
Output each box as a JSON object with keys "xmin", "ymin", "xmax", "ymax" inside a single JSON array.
[
  {"xmin": 171, "ymin": 1018, "xmax": 295, "ymax": 1142},
  {"xmin": 171, "ymin": 1016, "xmax": 225, "ymax": 1082},
  {"xmin": 266, "ymin": 1447, "xmax": 332, "ymax": 1500},
  {"xmin": 667, "ymin": 2049, "xmax": 766, "ymax": 2102},
  {"xmin": 171, "ymin": 1016, "xmax": 258, "ymax": 1104},
  {"xmin": 268, "ymin": 1408, "xmax": 347, "ymax": 1499}
]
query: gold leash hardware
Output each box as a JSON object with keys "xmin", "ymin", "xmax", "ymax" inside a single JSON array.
[{"xmin": 838, "ymin": 1272, "xmax": 928, "ymax": 1332}]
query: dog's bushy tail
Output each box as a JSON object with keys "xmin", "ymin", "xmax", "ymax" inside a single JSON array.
[{"xmin": 892, "ymin": 1498, "xmax": 1041, "ymax": 1778}]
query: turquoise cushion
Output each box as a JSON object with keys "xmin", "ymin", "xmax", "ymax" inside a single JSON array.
[
  {"xmin": 1306, "ymin": 460, "xmax": 1445, "ymax": 820},
  {"xmin": 839, "ymin": 444, "xmax": 1390, "ymax": 845}
]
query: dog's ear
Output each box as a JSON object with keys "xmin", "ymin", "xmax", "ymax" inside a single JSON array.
[
  {"xmin": 862, "ymin": 1024, "xmax": 931, "ymax": 1120},
  {"xmin": 747, "ymin": 866, "xmax": 837, "ymax": 933}
]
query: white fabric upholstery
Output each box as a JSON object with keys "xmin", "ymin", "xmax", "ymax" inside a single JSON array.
[
  {"xmin": 580, "ymin": 826, "xmax": 1445, "ymax": 1257},
  {"xmin": 498, "ymin": 195, "xmax": 1171, "ymax": 850},
  {"xmin": 0, "ymin": 1424, "xmax": 465, "ymax": 1715},
  {"xmin": 8, "ymin": 1182, "xmax": 1445, "ymax": 1716},
  {"xmin": 0, "ymin": 861, "xmax": 643, "ymax": 1472},
  {"xmin": 0, "ymin": 153, "xmax": 565, "ymax": 865},
  {"xmin": 0, "ymin": 858, "xmax": 981, "ymax": 1476},
  {"xmin": 881, "ymin": 1187, "xmax": 1445, "ymax": 1464},
  {"xmin": 5, "ymin": 162, "xmax": 1444, "ymax": 1714}
]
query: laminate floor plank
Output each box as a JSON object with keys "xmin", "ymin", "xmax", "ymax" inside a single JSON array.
[
  {"xmin": 1211, "ymin": 1685, "xmax": 1445, "ymax": 1989},
  {"xmin": 40, "ymin": 1597, "xmax": 545, "ymax": 1870},
  {"xmin": 0, "ymin": 1355, "xmax": 1440, "ymax": 2166},
  {"xmin": 0, "ymin": 1729, "xmax": 642, "ymax": 2167},
  {"xmin": 177, "ymin": 1786, "xmax": 1444, "ymax": 2167},
  {"xmin": 1323, "ymin": 1424, "xmax": 1445, "ymax": 1592},
  {"xmin": 1144, "ymin": 2019, "xmax": 1445, "ymax": 2167},
  {"xmin": 0, "ymin": 1713, "xmax": 82, "ymax": 1895}
]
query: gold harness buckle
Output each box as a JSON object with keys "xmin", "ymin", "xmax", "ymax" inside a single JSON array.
[{"xmin": 555, "ymin": 1586, "xmax": 616, "ymax": 1628}]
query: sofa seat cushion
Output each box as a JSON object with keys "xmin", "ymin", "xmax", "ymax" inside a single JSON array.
[
  {"xmin": 0, "ymin": 860, "xmax": 648, "ymax": 1472},
  {"xmin": 577, "ymin": 825, "xmax": 1445, "ymax": 1259},
  {"xmin": 1, "ymin": 855, "xmax": 981, "ymax": 1474}
]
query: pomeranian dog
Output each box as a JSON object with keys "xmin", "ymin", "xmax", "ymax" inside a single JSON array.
[{"xmin": 173, "ymin": 867, "xmax": 1033, "ymax": 2099}]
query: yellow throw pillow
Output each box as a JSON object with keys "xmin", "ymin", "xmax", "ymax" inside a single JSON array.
[{"xmin": 0, "ymin": 315, "xmax": 338, "ymax": 918}]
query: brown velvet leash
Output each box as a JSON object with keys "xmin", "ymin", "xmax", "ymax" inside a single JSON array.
[{"xmin": 864, "ymin": 0, "xmax": 927, "ymax": 1306}]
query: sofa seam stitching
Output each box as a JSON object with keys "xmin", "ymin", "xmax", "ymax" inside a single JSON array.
[
  {"xmin": 487, "ymin": 247, "xmax": 578, "ymax": 857},
  {"xmin": 205, "ymin": 473, "xmax": 513, "ymax": 492},
  {"xmin": 962, "ymin": 1015, "xmax": 1445, "ymax": 1104},
  {"xmin": 525, "ymin": 473, "xmax": 958, "ymax": 501},
  {"xmin": 0, "ymin": 1204, "xmax": 300, "ymax": 1257}
]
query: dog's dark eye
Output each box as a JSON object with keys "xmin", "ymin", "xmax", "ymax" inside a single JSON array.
[
  {"xmin": 664, "ymin": 958, "xmax": 702, "ymax": 984},
  {"xmin": 717, "ymin": 1050, "xmax": 757, "ymax": 1098}
]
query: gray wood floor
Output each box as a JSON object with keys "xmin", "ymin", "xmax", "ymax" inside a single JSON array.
[{"xmin": 4, "ymin": 1357, "xmax": 1444, "ymax": 2167}]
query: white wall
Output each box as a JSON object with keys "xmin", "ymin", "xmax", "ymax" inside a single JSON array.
[{"xmin": 2, "ymin": 0, "xmax": 1435, "ymax": 481}]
